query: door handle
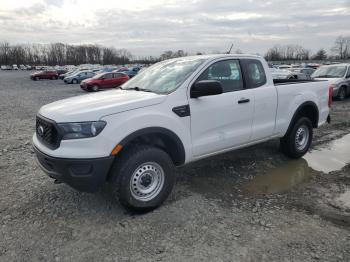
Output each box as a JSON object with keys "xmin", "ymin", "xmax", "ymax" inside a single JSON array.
[{"xmin": 238, "ymin": 98, "xmax": 250, "ymax": 104}]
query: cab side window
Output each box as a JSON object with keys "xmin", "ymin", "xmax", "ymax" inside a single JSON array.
[
  {"xmin": 104, "ymin": 73, "xmax": 113, "ymax": 79},
  {"xmin": 241, "ymin": 59, "xmax": 267, "ymax": 88},
  {"xmin": 196, "ymin": 60, "xmax": 243, "ymax": 92}
]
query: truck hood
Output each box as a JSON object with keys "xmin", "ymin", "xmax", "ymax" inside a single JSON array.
[{"xmin": 39, "ymin": 90, "xmax": 166, "ymax": 122}]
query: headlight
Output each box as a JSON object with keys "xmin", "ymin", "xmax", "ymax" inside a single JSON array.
[{"xmin": 58, "ymin": 121, "xmax": 106, "ymax": 140}]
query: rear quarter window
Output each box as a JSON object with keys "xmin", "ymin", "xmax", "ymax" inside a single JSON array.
[{"xmin": 241, "ymin": 59, "xmax": 267, "ymax": 88}]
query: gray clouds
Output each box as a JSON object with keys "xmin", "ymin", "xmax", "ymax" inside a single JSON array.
[{"xmin": 0, "ymin": 0, "xmax": 349, "ymax": 56}]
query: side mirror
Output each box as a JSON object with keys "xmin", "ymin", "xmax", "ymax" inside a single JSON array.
[{"xmin": 190, "ymin": 80, "xmax": 223, "ymax": 98}]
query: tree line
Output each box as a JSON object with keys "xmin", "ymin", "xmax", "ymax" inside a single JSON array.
[
  {"xmin": 264, "ymin": 36, "xmax": 350, "ymax": 61},
  {"xmin": 0, "ymin": 42, "xmax": 132, "ymax": 66},
  {"xmin": 1, "ymin": 35, "xmax": 349, "ymax": 66}
]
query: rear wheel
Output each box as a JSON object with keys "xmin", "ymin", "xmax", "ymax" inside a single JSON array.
[
  {"xmin": 280, "ymin": 117, "xmax": 313, "ymax": 158},
  {"xmin": 338, "ymin": 87, "xmax": 346, "ymax": 101},
  {"xmin": 109, "ymin": 145, "xmax": 175, "ymax": 212}
]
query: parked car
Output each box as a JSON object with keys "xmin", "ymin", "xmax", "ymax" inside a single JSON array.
[
  {"xmin": 80, "ymin": 72, "xmax": 129, "ymax": 92},
  {"xmin": 33, "ymin": 54, "xmax": 331, "ymax": 211},
  {"xmin": 96, "ymin": 67, "xmax": 119, "ymax": 74},
  {"xmin": 290, "ymin": 68, "xmax": 315, "ymax": 80},
  {"xmin": 1, "ymin": 65, "xmax": 7, "ymax": 70},
  {"xmin": 270, "ymin": 68, "xmax": 295, "ymax": 79},
  {"xmin": 63, "ymin": 71, "xmax": 95, "ymax": 84},
  {"xmin": 12, "ymin": 64, "xmax": 19, "ymax": 70},
  {"xmin": 56, "ymin": 69, "xmax": 68, "ymax": 76},
  {"xmin": 59, "ymin": 69, "xmax": 88, "ymax": 79},
  {"xmin": 30, "ymin": 70, "xmax": 59, "ymax": 80},
  {"xmin": 312, "ymin": 64, "xmax": 350, "ymax": 100},
  {"xmin": 117, "ymin": 68, "xmax": 138, "ymax": 78},
  {"xmin": 19, "ymin": 64, "xmax": 26, "ymax": 70}
]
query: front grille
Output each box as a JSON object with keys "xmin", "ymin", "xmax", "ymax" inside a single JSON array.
[{"xmin": 36, "ymin": 116, "xmax": 60, "ymax": 149}]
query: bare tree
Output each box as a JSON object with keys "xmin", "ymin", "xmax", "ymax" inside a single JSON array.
[
  {"xmin": 332, "ymin": 36, "xmax": 350, "ymax": 59},
  {"xmin": 0, "ymin": 42, "xmax": 11, "ymax": 65},
  {"xmin": 312, "ymin": 49, "xmax": 327, "ymax": 60}
]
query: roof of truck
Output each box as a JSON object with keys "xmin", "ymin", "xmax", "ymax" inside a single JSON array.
[{"xmin": 166, "ymin": 54, "xmax": 262, "ymax": 62}]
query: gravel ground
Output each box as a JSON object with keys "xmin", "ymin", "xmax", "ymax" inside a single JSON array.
[{"xmin": 0, "ymin": 70, "xmax": 349, "ymax": 262}]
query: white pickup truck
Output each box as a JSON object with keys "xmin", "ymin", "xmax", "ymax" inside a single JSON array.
[{"xmin": 33, "ymin": 54, "xmax": 332, "ymax": 211}]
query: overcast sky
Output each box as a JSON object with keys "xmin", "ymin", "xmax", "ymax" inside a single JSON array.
[{"xmin": 0, "ymin": 0, "xmax": 349, "ymax": 57}]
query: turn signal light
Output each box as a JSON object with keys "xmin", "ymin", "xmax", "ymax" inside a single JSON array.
[{"xmin": 111, "ymin": 144, "xmax": 123, "ymax": 155}]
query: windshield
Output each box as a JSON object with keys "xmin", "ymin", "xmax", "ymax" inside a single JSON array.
[
  {"xmin": 312, "ymin": 66, "xmax": 347, "ymax": 78},
  {"xmin": 121, "ymin": 57, "xmax": 206, "ymax": 94}
]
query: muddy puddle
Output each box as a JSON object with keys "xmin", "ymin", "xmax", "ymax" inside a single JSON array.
[
  {"xmin": 244, "ymin": 133, "xmax": 350, "ymax": 196},
  {"xmin": 186, "ymin": 134, "xmax": 350, "ymax": 199}
]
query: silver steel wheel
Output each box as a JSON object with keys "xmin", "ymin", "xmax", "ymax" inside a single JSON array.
[
  {"xmin": 92, "ymin": 85, "xmax": 99, "ymax": 92},
  {"xmin": 130, "ymin": 162, "xmax": 165, "ymax": 202},
  {"xmin": 295, "ymin": 125, "xmax": 309, "ymax": 151}
]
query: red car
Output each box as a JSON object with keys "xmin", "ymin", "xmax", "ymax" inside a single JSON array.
[
  {"xmin": 30, "ymin": 70, "xmax": 59, "ymax": 80},
  {"xmin": 80, "ymin": 72, "xmax": 130, "ymax": 92}
]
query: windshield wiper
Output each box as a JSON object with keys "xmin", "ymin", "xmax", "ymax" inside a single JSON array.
[{"xmin": 122, "ymin": 86, "xmax": 154, "ymax": 92}]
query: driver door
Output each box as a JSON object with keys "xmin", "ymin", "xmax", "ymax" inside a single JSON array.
[{"xmin": 189, "ymin": 59, "xmax": 254, "ymax": 157}]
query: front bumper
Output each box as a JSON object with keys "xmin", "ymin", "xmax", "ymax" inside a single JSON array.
[
  {"xmin": 80, "ymin": 83, "xmax": 90, "ymax": 90},
  {"xmin": 34, "ymin": 146, "xmax": 114, "ymax": 192}
]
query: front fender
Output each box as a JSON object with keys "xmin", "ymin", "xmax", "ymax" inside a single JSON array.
[{"xmin": 100, "ymin": 103, "xmax": 192, "ymax": 163}]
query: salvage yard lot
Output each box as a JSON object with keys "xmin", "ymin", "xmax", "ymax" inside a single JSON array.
[{"xmin": 0, "ymin": 70, "xmax": 350, "ymax": 261}]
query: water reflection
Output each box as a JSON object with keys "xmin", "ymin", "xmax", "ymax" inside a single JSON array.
[
  {"xmin": 244, "ymin": 133, "xmax": 350, "ymax": 195},
  {"xmin": 243, "ymin": 159, "xmax": 312, "ymax": 195}
]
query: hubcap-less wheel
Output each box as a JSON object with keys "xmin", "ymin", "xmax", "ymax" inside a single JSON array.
[
  {"xmin": 130, "ymin": 162, "xmax": 165, "ymax": 202},
  {"xmin": 295, "ymin": 125, "xmax": 309, "ymax": 151}
]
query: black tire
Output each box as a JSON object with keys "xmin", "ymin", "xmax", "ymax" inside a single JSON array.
[
  {"xmin": 91, "ymin": 85, "xmax": 99, "ymax": 92},
  {"xmin": 338, "ymin": 86, "xmax": 346, "ymax": 101},
  {"xmin": 280, "ymin": 117, "xmax": 313, "ymax": 159},
  {"xmin": 72, "ymin": 79, "xmax": 78, "ymax": 84},
  {"xmin": 109, "ymin": 145, "xmax": 175, "ymax": 212},
  {"xmin": 35, "ymin": 76, "xmax": 39, "ymax": 81}
]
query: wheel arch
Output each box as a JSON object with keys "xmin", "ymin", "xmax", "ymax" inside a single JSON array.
[
  {"xmin": 285, "ymin": 101, "xmax": 319, "ymax": 136},
  {"xmin": 116, "ymin": 127, "xmax": 186, "ymax": 166}
]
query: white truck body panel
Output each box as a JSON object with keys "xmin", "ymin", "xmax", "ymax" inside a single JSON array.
[{"xmin": 33, "ymin": 54, "xmax": 330, "ymax": 165}]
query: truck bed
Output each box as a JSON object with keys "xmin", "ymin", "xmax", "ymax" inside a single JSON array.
[{"xmin": 273, "ymin": 79, "xmax": 326, "ymax": 86}]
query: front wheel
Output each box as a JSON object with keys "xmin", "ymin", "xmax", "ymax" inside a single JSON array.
[
  {"xmin": 280, "ymin": 117, "xmax": 313, "ymax": 159},
  {"xmin": 91, "ymin": 85, "xmax": 99, "ymax": 92},
  {"xmin": 109, "ymin": 145, "xmax": 175, "ymax": 212},
  {"xmin": 72, "ymin": 79, "xmax": 78, "ymax": 84}
]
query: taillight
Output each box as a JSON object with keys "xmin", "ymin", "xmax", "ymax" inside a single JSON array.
[{"xmin": 328, "ymin": 85, "xmax": 334, "ymax": 108}]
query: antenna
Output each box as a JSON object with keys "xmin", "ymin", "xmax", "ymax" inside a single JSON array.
[{"xmin": 226, "ymin": 43, "xmax": 234, "ymax": 54}]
